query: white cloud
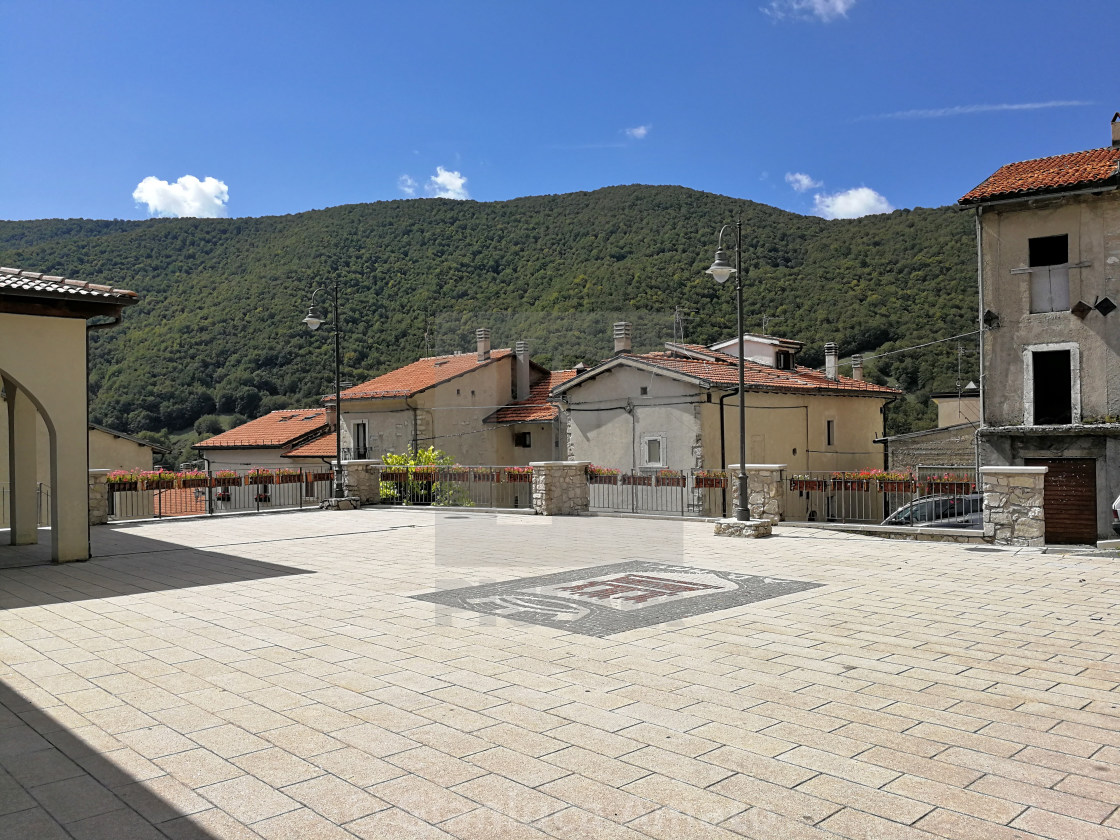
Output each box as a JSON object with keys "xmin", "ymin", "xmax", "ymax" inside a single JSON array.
[
  {"xmin": 132, "ymin": 175, "xmax": 229, "ymax": 218},
  {"xmin": 426, "ymin": 166, "xmax": 469, "ymax": 200},
  {"xmin": 398, "ymin": 174, "xmax": 418, "ymax": 196},
  {"xmin": 785, "ymin": 171, "xmax": 823, "ymax": 192},
  {"xmin": 764, "ymin": 0, "xmax": 855, "ymax": 22},
  {"xmin": 813, "ymin": 186, "xmax": 893, "ymax": 219},
  {"xmin": 861, "ymin": 100, "xmax": 1092, "ymax": 120},
  {"xmin": 625, "ymin": 125, "xmax": 651, "ymax": 140}
]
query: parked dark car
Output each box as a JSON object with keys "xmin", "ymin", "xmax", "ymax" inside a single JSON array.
[{"xmin": 882, "ymin": 493, "xmax": 983, "ymax": 529}]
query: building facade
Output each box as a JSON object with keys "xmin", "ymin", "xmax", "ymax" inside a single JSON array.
[{"xmin": 959, "ymin": 117, "xmax": 1120, "ymax": 542}]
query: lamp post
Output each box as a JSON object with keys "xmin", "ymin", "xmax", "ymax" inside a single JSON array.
[
  {"xmin": 705, "ymin": 214, "xmax": 749, "ymax": 521},
  {"xmin": 302, "ymin": 277, "xmax": 344, "ymax": 499}
]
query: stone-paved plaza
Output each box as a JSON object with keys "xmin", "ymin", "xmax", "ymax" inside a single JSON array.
[{"xmin": 1, "ymin": 509, "xmax": 1119, "ymax": 839}]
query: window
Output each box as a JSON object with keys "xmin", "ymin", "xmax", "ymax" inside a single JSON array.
[
  {"xmin": 1024, "ymin": 343, "xmax": 1079, "ymax": 426},
  {"xmin": 826, "ymin": 419, "xmax": 835, "ymax": 447},
  {"xmin": 640, "ymin": 434, "xmax": 666, "ymax": 467},
  {"xmin": 353, "ymin": 422, "xmax": 368, "ymax": 459},
  {"xmin": 1028, "ymin": 234, "xmax": 1070, "ymax": 313},
  {"xmin": 1032, "ymin": 350, "xmax": 1073, "ymax": 424},
  {"xmin": 639, "ymin": 386, "xmax": 648, "ymax": 396},
  {"xmin": 514, "ymin": 431, "xmax": 532, "ymax": 448},
  {"xmin": 775, "ymin": 351, "xmax": 793, "ymax": 370}
]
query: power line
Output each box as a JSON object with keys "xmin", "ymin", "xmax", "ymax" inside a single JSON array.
[{"xmin": 858, "ymin": 330, "xmax": 981, "ymax": 362}]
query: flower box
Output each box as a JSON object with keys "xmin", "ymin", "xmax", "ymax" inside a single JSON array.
[
  {"xmin": 213, "ymin": 476, "xmax": 242, "ymax": 487},
  {"xmin": 109, "ymin": 481, "xmax": 138, "ymax": 492},
  {"xmin": 878, "ymin": 479, "xmax": 917, "ymax": 493},
  {"xmin": 655, "ymin": 476, "xmax": 686, "ymax": 487},
  {"xmin": 621, "ymin": 474, "xmax": 652, "ymax": 487},
  {"xmin": 381, "ymin": 470, "xmax": 409, "ymax": 482},
  {"xmin": 445, "ymin": 470, "xmax": 470, "ymax": 482},
  {"xmin": 832, "ymin": 479, "xmax": 869, "ymax": 491},
  {"xmin": 694, "ymin": 476, "xmax": 727, "ymax": 489},
  {"xmin": 306, "ymin": 472, "xmax": 332, "ymax": 482},
  {"xmin": 248, "ymin": 474, "xmax": 274, "ymax": 485},
  {"xmin": 179, "ymin": 478, "xmax": 209, "ymax": 489},
  {"xmin": 143, "ymin": 479, "xmax": 175, "ymax": 491},
  {"xmin": 215, "ymin": 491, "xmax": 232, "ymax": 502},
  {"xmin": 254, "ymin": 492, "xmax": 271, "ymax": 503},
  {"xmin": 925, "ymin": 481, "xmax": 973, "ymax": 495},
  {"xmin": 505, "ymin": 472, "xmax": 532, "ymax": 483},
  {"xmin": 588, "ymin": 474, "xmax": 618, "ymax": 485},
  {"xmin": 789, "ymin": 478, "xmax": 827, "ymax": 492},
  {"xmin": 471, "ymin": 469, "xmax": 500, "ymax": 482},
  {"xmin": 277, "ymin": 474, "xmax": 301, "ymax": 484}
]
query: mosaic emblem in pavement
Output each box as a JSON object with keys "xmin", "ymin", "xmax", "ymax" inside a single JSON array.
[{"xmin": 412, "ymin": 561, "xmax": 822, "ymax": 637}]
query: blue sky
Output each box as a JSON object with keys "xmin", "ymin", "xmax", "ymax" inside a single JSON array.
[{"xmin": 3, "ymin": 0, "xmax": 1116, "ymax": 221}]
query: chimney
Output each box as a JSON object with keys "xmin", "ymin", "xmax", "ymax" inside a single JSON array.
[
  {"xmin": 824, "ymin": 342, "xmax": 839, "ymax": 380},
  {"xmin": 851, "ymin": 354, "xmax": 863, "ymax": 381},
  {"xmin": 1113, "ymin": 113, "xmax": 1120, "ymax": 148},
  {"xmin": 476, "ymin": 328, "xmax": 491, "ymax": 362},
  {"xmin": 613, "ymin": 322, "xmax": 632, "ymax": 355},
  {"xmin": 515, "ymin": 340, "xmax": 530, "ymax": 401}
]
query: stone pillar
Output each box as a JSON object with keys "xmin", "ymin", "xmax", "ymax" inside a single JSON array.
[
  {"xmin": 739, "ymin": 468, "xmax": 784, "ymax": 526},
  {"xmin": 732, "ymin": 464, "xmax": 787, "ymax": 523},
  {"xmin": 530, "ymin": 461, "xmax": 590, "ymax": 516},
  {"xmin": 341, "ymin": 460, "xmax": 381, "ymax": 506},
  {"xmin": 88, "ymin": 470, "xmax": 110, "ymax": 526},
  {"xmin": 980, "ymin": 465, "xmax": 1046, "ymax": 546}
]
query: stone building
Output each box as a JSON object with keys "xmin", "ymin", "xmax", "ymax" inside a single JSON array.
[{"xmin": 959, "ymin": 116, "xmax": 1120, "ymax": 543}]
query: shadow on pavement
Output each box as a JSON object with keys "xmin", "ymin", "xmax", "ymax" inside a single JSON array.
[{"xmin": 0, "ymin": 528, "xmax": 312, "ymax": 610}]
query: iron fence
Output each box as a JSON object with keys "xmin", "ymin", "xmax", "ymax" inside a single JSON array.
[
  {"xmin": 587, "ymin": 470, "xmax": 730, "ymax": 518},
  {"xmin": 783, "ymin": 466, "xmax": 979, "ymax": 526},
  {"xmin": 108, "ymin": 469, "xmax": 335, "ymax": 522},
  {"xmin": 378, "ymin": 467, "xmax": 532, "ymax": 509}
]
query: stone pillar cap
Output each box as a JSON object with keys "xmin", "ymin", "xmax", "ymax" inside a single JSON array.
[
  {"xmin": 341, "ymin": 459, "xmax": 382, "ymax": 466},
  {"xmin": 728, "ymin": 464, "xmax": 788, "ymax": 471},
  {"xmin": 88, "ymin": 469, "xmax": 113, "ymax": 476}
]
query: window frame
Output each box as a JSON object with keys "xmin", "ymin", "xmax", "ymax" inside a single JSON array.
[
  {"xmin": 1022, "ymin": 342, "xmax": 1080, "ymax": 426},
  {"xmin": 639, "ymin": 433, "xmax": 667, "ymax": 468},
  {"xmin": 1027, "ymin": 234, "xmax": 1071, "ymax": 314}
]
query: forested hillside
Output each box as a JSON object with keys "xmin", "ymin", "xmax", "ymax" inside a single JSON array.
[{"xmin": 0, "ymin": 185, "xmax": 978, "ymax": 462}]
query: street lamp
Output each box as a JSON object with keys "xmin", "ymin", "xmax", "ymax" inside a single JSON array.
[
  {"xmin": 303, "ymin": 278, "xmax": 344, "ymax": 498},
  {"xmin": 706, "ymin": 214, "xmax": 750, "ymax": 521}
]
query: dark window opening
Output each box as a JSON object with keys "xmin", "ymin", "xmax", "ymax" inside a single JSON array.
[
  {"xmin": 639, "ymin": 386, "xmax": 648, "ymax": 396},
  {"xmin": 775, "ymin": 351, "xmax": 793, "ymax": 370},
  {"xmin": 353, "ymin": 422, "xmax": 368, "ymax": 459},
  {"xmin": 1033, "ymin": 350, "xmax": 1072, "ymax": 424},
  {"xmin": 826, "ymin": 419, "xmax": 835, "ymax": 446},
  {"xmin": 514, "ymin": 431, "xmax": 532, "ymax": 448},
  {"xmin": 1028, "ymin": 234, "xmax": 1070, "ymax": 313}
]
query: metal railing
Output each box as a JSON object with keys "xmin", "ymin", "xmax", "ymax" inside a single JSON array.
[
  {"xmin": 587, "ymin": 470, "xmax": 730, "ymax": 518},
  {"xmin": 0, "ymin": 482, "xmax": 52, "ymax": 528},
  {"xmin": 108, "ymin": 469, "xmax": 335, "ymax": 522},
  {"xmin": 378, "ymin": 467, "xmax": 532, "ymax": 509},
  {"xmin": 783, "ymin": 466, "xmax": 978, "ymax": 526}
]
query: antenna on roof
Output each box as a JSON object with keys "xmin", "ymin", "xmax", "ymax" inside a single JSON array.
[{"xmin": 673, "ymin": 306, "xmax": 696, "ymax": 343}]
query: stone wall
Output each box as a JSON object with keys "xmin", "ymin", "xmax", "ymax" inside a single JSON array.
[
  {"xmin": 531, "ymin": 461, "xmax": 590, "ymax": 516},
  {"xmin": 729, "ymin": 464, "xmax": 787, "ymax": 523},
  {"xmin": 980, "ymin": 465, "xmax": 1046, "ymax": 546},
  {"xmin": 342, "ymin": 460, "xmax": 382, "ymax": 505},
  {"xmin": 88, "ymin": 469, "xmax": 110, "ymax": 526},
  {"xmin": 887, "ymin": 424, "xmax": 978, "ymax": 475}
]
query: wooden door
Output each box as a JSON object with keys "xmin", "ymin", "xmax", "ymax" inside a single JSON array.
[{"xmin": 1024, "ymin": 458, "xmax": 1097, "ymax": 544}]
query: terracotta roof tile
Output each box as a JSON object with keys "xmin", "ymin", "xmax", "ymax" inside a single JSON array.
[
  {"xmin": 486, "ymin": 371, "xmax": 577, "ymax": 423},
  {"xmin": 283, "ymin": 432, "xmax": 337, "ymax": 458},
  {"xmin": 0, "ymin": 267, "xmax": 139, "ymax": 302},
  {"xmin": 959, "ymin": 146, "xmax": 1120, "ymax": 204},
  {"xmin": 560, "ymin": 348, "xmax": 899, "ymax": 397},
  {"xmin": 335, "ymin": 350, "xmax": 514, "ymax": 402},
  {"xmin": 195, "ymin": 409, "xmax": 328, "ymax": 449}
]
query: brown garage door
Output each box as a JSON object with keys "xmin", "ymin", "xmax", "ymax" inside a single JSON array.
[{"xmin": 1024, "ymin": 458, "xmax": 1097, "ymax": 544}]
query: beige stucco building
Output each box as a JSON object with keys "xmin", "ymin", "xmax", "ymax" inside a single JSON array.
[
  {"xmin": 1, "ymin": 268, "xmax": 137, "ymax": 562},
  {"xmin": 0, "ymin": 416, "xmax": 165, "ymax": 483},
  {"xmin": 553, "ymin": 326, "xmax": 898, "ymax": 485},
  {"xmin": 334, "ymin": 330, "xmax": 566, "ymax": 466},
  {"xmin": 960, "ymin": 117, "xmax": 1120, "ymax": 543}
]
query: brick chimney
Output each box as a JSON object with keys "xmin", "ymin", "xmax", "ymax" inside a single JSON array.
[
  {"xmin": 824, "ymin": 342, "xmax": 839, "ymax": 380},
  {"xmin": 476, "ymin": 328, "xmax": 491, "ymax": 362},
  {"xmin": 515, "ymin": 341, "xmax": 530, "ymax": 401},
  {"xmin": 613, "ymin": 322, "xmax": 632, "ymax": 355},
  {"xmin": 1112, "ymin": 112, "xmax": 1120, "ymax": 148},
  {"xmin": 851, "ymin": 354, "xmax": 863, "ymax": 381}
]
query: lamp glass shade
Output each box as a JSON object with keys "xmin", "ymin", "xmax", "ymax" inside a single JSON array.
[
  {"xmin": 705, "ymin": 248, "xmax": 736, "ymax": 284},
  {"xmin": 302, "ymin": 307, "xmax": 324, "ymax": 331}
]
